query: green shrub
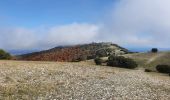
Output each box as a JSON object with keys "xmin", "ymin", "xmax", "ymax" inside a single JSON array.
[
  {"xmin": 107, "ymin": 55, "xmax": 138, "ymax": 69},
  {"xmin": 87, "ymin": 55, "xmax": 95, "ymax": 60},
  {"xmin": 95, "ymin": 49, "xmax": 108, "ymax": 57},
  {"xmin": 0, "ymin": 49, "xmax": 11, "ymax": 60},
  {"xmin": 145, "ymin": 69, "xmax": 152, "ymax": 72},
  {"xmin": 94, "ymin": 57, "xmax": 102, "ymax": 65},
  {"xmin": 156, "ymin": 65, "xmax": 170, "ymax": 73}
]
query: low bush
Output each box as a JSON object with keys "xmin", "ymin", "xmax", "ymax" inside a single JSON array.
[
  {"xmin": 94, "ymin": 57, "xmax": 103, "ymax": 65},
  {"xmin": 87, "ymin": 55, "xmax": 95, "ymax": 60},
  {"xmin": 77, "ymin": 55, "xmax": 87, "ymax": 61},
  {"xmin": 0, "ymin": 49, "xmax": 11, "ymax": 60},
  {"xmin": 95, "ymin": 49, "xmax": 108, "ymax": 57},
  {"xmin": 156, "ymin": 65, "xmax": 170, "ymax": 73},
  {"xmin": 145, "ymin": 69, "xmax": 152, "ymax": 72},
  {"xmin": 107, "ymin": 55, "xmax": 138, "ymax": 69}
]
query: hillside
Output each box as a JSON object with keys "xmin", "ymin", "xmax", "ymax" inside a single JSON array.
[
  {"xmin": 17, "ymin": 42, "xmax": 130, "ymax": 62},
  {"xmin": 124, "ymin": 51, "xmax": 170, "ymax": 70}
]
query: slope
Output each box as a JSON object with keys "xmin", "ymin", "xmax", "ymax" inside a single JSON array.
[
  {"xmin": 124, "ymin": 51, "xmax": 170, "ymax": 70},
  {"xmin": 17, "ymin": 42, "xmax": 130, "ymax": 62}
]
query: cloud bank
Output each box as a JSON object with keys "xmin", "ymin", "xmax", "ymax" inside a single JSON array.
[
  {"xmin": 1, "ymin": 0, "xmax": 170, "ymax": 50},
  {"xmin": 101, "ymin": 0, "xmax": 170, "ymax": 48},
  {"xmin": 0, "ymin": 23, "xmax": 99, "ymax": 50}
]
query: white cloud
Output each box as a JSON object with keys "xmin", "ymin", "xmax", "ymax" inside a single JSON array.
[
  {"xmin": 1, "ymin": 0, "xmax": 170, "ymax": 50},
  {"xmin": 100, "ymin": 0, "xmax": 170, "ymax": 48},
  {"xmin": 0, "ymin": 28, "xmax": 37, "ymax": 50},
  {"xmin": 45, "ymin": 23, "xmax": 99, "ymax": 47},
  {"xmin": 0, "ymin": 23, "xmax": 99, "ymax": 50}
]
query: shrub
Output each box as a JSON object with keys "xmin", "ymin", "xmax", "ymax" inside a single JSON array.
[
  {"xmin": 95, "ymin": 49, "xmax": 108, "ymax": 57},
  {"xmin": 156, "ymin": 65, "xmax": 170, "ymax": 73},
  {"xmin": 77, "ymin": 55, "xmax": 87, "ymax": 61},
  {"xmin": 94, "ymin": 57, "xmax": 102, "ymax": 65},
  {"xmin": 151, "ymin": 48, "xmax": 158, "ymax": 53},
  {"xmin": 87, "ymin": 55, "xmax": 95, "ymax": 60},
  {"xmin": 145, "ymin": 69, "xmax": 152, "ymax": 72},
  {"xmin": 107, "ymin": 55, "xmax": 138, "ymax": 69},
  {"xmin": 0, "ymin": 49, "xmax": 11, "ymax": 60}
]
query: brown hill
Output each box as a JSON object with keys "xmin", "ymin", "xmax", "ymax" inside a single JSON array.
[{"xmin": 17, "ymin": 42, "xmax": 130, "ymax": 62}]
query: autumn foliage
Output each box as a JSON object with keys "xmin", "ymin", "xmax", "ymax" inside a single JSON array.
[
  {"xmin": 17, "ymin": 43, "xmax": 129, "ymax": 62},
  {"xmin": 17, "ymin": 43, "xmax": 108, "ymax": 61}
]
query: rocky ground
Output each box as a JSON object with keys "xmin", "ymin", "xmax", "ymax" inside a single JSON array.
[{"xmin": 0, "ymin": 60, "xmax": 169, "ymax": 100}]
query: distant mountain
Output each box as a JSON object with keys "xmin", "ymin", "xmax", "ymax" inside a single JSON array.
[
  {"xmin": 8, "ymin": 50, "xmax": 39, "ymax": 55},
  {"xmin": 16, "ymin": 42, "xmax": 131, "ymax": 62}
]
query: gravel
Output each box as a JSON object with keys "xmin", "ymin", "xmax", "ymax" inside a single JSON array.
[{"xmin": 0, "ymin": 60, "xmax": 169, "ymax": 100}]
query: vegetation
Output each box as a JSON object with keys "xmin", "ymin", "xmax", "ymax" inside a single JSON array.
[
  {"xmin": 156, "ymin": 65, "xmax": 170, "ymax": 73},
  {"xmin": 95, "ymin": 49, "xmax": 108, "ymax": 57},
  {"xmin": 72, "ymin": 55, "xmax": 87, "ymax": 62},
  {"xmin": 151, "ymin": 48, "xmax": 158, "ymax": 53},
  {"xmin": 18, "ymin": 42, "xmax": 129, "ymax": 62},
  {"xmin": 0, "ymin": 49, "xmax": 11, "ymax": 60},
  {"xmin": 145, "ymin": 69, "xmax": 152, "ymax": 72},
  {"xmin": 94, "ymin": 57, "xmax": 103, "ymax": 65},
  {"xmin": 123, "ymin": 52, "xmax": 170, "ymax": 71},
  {"xmin": 107, "ymin": 55, "xmax": 138, "ymax": 69}
]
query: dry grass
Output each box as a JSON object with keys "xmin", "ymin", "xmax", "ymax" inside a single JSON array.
[
  {"xmin": 0, "ymin": 60, "xmax": 170, "ymax": 100},
  {"xmin": 124, "ymin": 51, "xmax": 170, "ymax": 70}
]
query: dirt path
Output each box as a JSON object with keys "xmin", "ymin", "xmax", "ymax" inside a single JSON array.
[{"xmin": 146, "ymin": 52, "xmax": 166, "ymax": 64}]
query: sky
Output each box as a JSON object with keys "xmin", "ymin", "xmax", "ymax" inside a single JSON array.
[{"xmin": 0, "ymin": 0, "xmax": 170, "ymax": 53}]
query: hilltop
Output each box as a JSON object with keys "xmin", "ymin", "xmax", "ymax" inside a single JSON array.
[{"xmin": 16, "ymin": 42, "xmax": 130, "ymax": 62}]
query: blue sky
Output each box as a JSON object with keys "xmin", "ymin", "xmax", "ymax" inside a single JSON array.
[
  {"xmin": 0, "ymin": 0, "xmax": 170, "ymax": 52},
  {"xmin": 0, "ymin": 0, "xmax": 115, "ymax": 27}
]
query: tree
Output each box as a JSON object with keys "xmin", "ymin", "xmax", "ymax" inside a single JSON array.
[
  {"xmin": 0, "ymin": 49, "xmax": 11, "ymax": 60},
  {"xmin": 151, "ymin": 48, "xmax": 158, "ymax": 53}
]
